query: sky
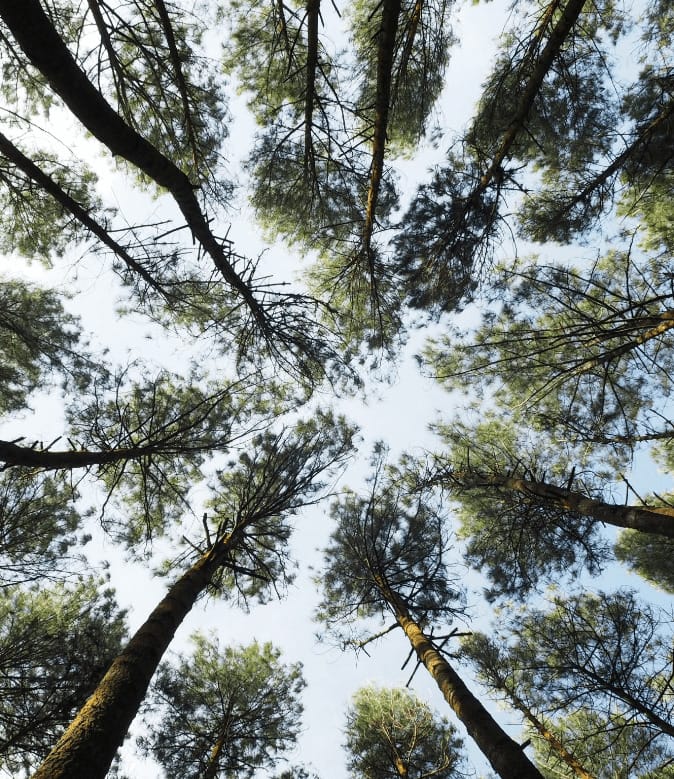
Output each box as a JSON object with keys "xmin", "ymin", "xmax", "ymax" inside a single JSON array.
[{"xmin": 2, "ymin": 1, "xmax": 669, "ymax": 778}]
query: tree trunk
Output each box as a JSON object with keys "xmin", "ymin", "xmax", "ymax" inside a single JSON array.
[
  {"xmin": 30, "ymin": 544, "xmax": 228, "ymax": 779},
  {"xmin": 383, "ymin": 588, "xmax": 544, "ymax": 779},
  {"xmin": 362, "ymin": 0, "xmax": 401, "ymax": 258},
  {"xmin": 484, "ymin": 474, "xmax": 674, "ymax": 538},
  {"xmin": 201, "ymin": 730, "xmax": 227, "ymax": 779}
]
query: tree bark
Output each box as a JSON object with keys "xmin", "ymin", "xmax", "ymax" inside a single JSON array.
[
  {"xmin": 30, "ymin": 544, "xmax": 228, "ymax": 779},
  {"xmin": 382, "ymin": 587, "xmax": 544, "ymax": 779}
]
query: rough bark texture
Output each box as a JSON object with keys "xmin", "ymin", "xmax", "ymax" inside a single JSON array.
[
  {"xmin": 381, "ymin": 587, "xmax": 544, "ymax": 779},
  {"xmin": 30, "ymin": 547, "xmax": 226, "ymax": 779}
]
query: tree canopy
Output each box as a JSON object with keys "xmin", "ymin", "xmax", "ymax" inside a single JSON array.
[{"xmin": 0, "ymin": 0, "xmax": 672, "ymax": 777}]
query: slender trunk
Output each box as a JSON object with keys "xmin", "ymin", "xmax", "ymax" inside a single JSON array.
[
  {"xmin": 153, "ymin": 0, "xmax": 201, "ymax": 170},
  {"xmin": 486, "ymin": 474, "xmax": 674, "ymax": 538},
  {"xmin": 303, "ymin": 0, "xmax": 320, "ymax": 175},
  {"xmin": 30, "ymin": 544, "xmax": 228, "ymax": 779},
  {"xmin": 549, "ymin": 100, "xmax": 674, "ymax": 222},
  {"xmin": 477, "ymin": 0, "xmax": 587, "ymax": 189},
  {"xmin": 0, "ymin": 0, "xmax": 265, "ymax": 325},
  {"xmin": 501, "ymin": 688, "xmax": 595, "ymax": 779},
  {"xmin": 0, "ymin": 130, "xmax": 167, "ymax": 297},
  {"xmin": 382, "ymin": 588, "xmax": 544, "ymax": 779},
  {"xmin": 441, "ymin": 470, "xmax": 674, "ymax": 538},
  {"xmin": 394, "ymin": 756, "xmax": 408, "ymax": 778},
  {"xmin": 362, "ymin": 0, "xmax": 401, "ymax": 259}
]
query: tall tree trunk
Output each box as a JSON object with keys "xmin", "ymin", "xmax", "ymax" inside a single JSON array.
[
  {"xmin": 381, "ymin": 587, "xmax": 544, "ymax": 779},
  {"xmin": 303, "ymin": 0, "xmax": 320, "ymax": 175},
  {"xmin": 477, "ymin": 473, "xmax": 674, "ymax": 538},
  {"xmin": 362, "ymin": 0, "xmax": 401, "ymax": 259},
  {"xmin": 30, "ymin": 544, "xmax": 229, "ymax": 779},
  {"xmin": 201, "ymin": 730, "xmax": 227, "ymax": 779}
]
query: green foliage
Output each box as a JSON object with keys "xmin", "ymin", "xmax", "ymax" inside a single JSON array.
[
  {"xmin": 425, "ymin": 253, "xmax": 674, "ymax": 456},
  {"xmin": 139, "ymin": 635, "xmax": 305, "ymax": 779},
  {"xmin": 463, "ymin": 590, "xmax": 674, "ymax": 753},
  {"xmin": 0, "ymin": 278, "xmax": 99, "ymax": 414},
  {"xmin": 67, "ymin": 370, "xmax": 257, "ymax": 546},
  {"xmin": 428, "ymin": 414, "xmax": 611, "ymax": 600},
  {"xmin": 345, "ymin": 685, "xmax": 464, "ymax": 779},
  {"xmin": 0, "ymin": 469, "xmax": 83, "ymax": 585},
  {"xmin": 394, "ymin": 155, "xmax": 502, "ymax": 315},
  {"xmin": 0, "ymin": 151, "xmax": 103, "ymax": 260},
  {"xmin": 614, "ymin": 529, "xmax": 674, "ymax": 594},
  {"xmin": 203, "ymin": 410, "xmax": 356, "ymax": 605},
  {"xmin": 347, "ymin": 0, "xmax": 454, "ymax": 151},
  {"xmin": 530, "ymin": 708, "xmax": 674, "ymax": 779},
  {"xmin": 318, "ymin": 449, "xmax": 464, "ymax": 645},
  {"xmin": 0, "ymin": 578, "xmax": 127, "ymax": 777}
]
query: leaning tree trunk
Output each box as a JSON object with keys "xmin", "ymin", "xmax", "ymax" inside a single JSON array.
[
  {"xmin": 30, "ymin": 543, "xmax": 229, "ymax": 779},
  {"xmin": 480, "ymin": 473, "xmax": 674, "ymax": 538},
  {"xmin": 500, "ymin": 687, "xmax": 595, "ymax": 779},
  {"xmin": 384, "ymin": 588, "xmax": 544, "ymax": 779}
]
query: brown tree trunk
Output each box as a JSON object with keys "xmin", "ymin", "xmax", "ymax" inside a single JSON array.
[
  {"xmin": 362, "ymin": 0, "xmax": 401, "ymax": 259},
  {"xmin": 201, "ymin": 730, "xmax": 227, "ymax": 779},
  {"xmin": 30, "ymin": 544, "xmax": 229, "ymax": 779},
  {"xmin": 382, "ymin": 588, "xmax": 544, "ymax": 779},
  {"xmin": 477, "ymin": 473, "xmax": 674, "ymax": 538}
]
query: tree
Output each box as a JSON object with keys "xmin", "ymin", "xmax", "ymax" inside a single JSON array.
[
  {"xmin": 614, "ymin": 530, "xmax": 674, "ymax": 594},
  {"xmin": 0, "ymin": 468, "xmax": 85, "ymax": 586},
  {"xmin": 463, "ymin": 589, "xmax": 674, "ymax": 770},
  {"xmin": 29, "ymin": 411, "xmax": 354, "ymax": 779},
  {"xmin": 139, "ymin": 635, "xmax": 305, "ymax": 779},
  {"xmin": 0, "ymin": 578, "xmax": 127, "ymax": 778},
  {"xmin": 0, "ymin": 278, "xmax": 102, "ymax": 415},
  {"xmin": 424, "ymin": 253, "xmax": 674, "ymax": 455},
  {"xmin": 318, "ymin": 451, "xmax": 545, "ymax": 779},
  {"xmin": 530, "ymin": 709, "xmax": 674, "ymax": 779},
  {"xmin": 344, "ymin": 685, "xmax": 465, "ymax": 779},
  {"xmin": 416, "ymin": 415, "xmax": 674, "ymax": 600}
]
